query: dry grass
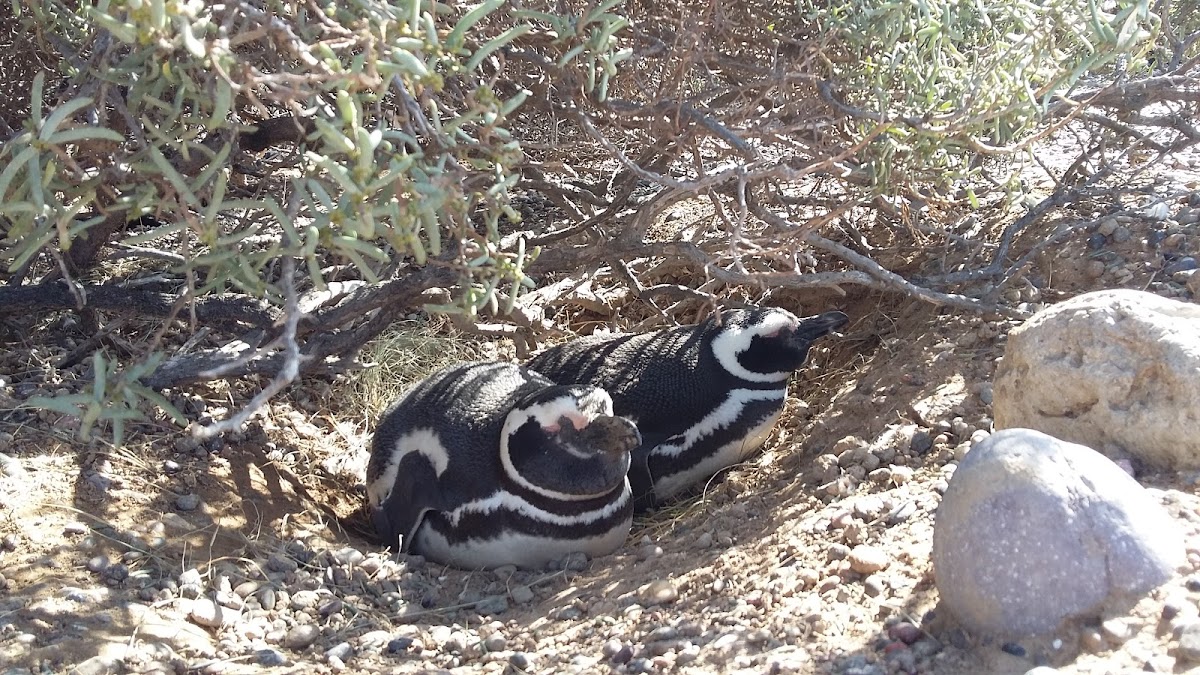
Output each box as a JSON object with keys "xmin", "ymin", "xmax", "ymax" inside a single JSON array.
[{"xmin": 330, "ymin": 317, "xmax": 516, "ymax": 426}]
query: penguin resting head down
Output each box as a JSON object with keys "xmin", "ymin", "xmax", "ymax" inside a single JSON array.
[
  {"xmin": 366, "ymin": 362, "xmax": 639, "ymax": 570},
  {"xmin": 526, "ymin": 306, "xmax": 848, "ymax": 509}
]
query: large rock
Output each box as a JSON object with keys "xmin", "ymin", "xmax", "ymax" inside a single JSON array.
[
  {"xmin": 993, "ymin": 289, "xmax": 1200, "ymax": 470},
  {"xmin": 932, "ymin": 428, "xmax": 1183, "ymax": 638}
]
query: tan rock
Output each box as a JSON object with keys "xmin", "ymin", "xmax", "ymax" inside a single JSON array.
[{"xmin": 994, "ymin": 289, "xmax": 1200, "ymax": 469}]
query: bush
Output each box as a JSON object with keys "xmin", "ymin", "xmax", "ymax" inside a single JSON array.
[{"xmin": 0, "ymin": 0, "xmax": 1194, "ymax": 444}]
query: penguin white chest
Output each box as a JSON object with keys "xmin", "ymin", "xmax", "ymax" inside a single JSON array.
[
  {"xmin": 413, "ymin": 521, "xmax": 631, "ymax": 570},
  {"xmin": 651, "ymin": 389, "xmax": 787, "ymax": 500}
]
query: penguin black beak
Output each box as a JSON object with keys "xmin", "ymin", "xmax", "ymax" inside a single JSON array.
[{"xmin": 793, "ymin": 311, "xmax": 850, "ymax": 342}]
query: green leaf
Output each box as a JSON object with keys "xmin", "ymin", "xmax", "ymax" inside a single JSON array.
[
  {"xmin": 45, "ymin": 127, "xmax": 127, "ymax": 145},
  {"xmin": 147, "ymin": 146, "xmax": 201, "ymax": 205},
  {"xmin": 39, "ymin": 97, "xmax": 96, "ymax": 142},
  {"xmin": 0, "ymin": 145, "xmax": 37, "ymax": 202},
  {"xmin": 467, "ymin": 24, "xmax": 534, "ymax": 72},
  {"xmin": 446, "ymin": 0, "xmax": 504, "ymax": 49}
]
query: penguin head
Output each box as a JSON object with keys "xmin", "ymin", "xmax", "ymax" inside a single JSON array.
[
  {"xmin": 711, "ymin": 307, "xmax": 849, "ymax": 383},
  {"xmin": 500, "ymin": 384, "xmax": 638, "ymax": 501}
]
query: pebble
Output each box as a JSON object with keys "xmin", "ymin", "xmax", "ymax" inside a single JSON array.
[
  {"xmin": 483, "ymin": 633, "xmax": 507, "ymax": 652},
  {"xmin": 0, "ymin": 453, "xmax": 26, "ymax": 478},
  {"xmin": 1024, "ymin": 668, "xmax": 1062, "ymax": 675},
  {"xmin": 175, "ymin": 493, "xmax": 202, "ymax": 511},
  {"xmin": 325, "ymin": 642, "xmax": 352, "ymax": 662},
  {"xmin": 475, "ymin": 595, "xmax": 509, "ymax": 615},
  {"xmin": 509, "ymin": 652, "xmax": 531, "ymax": 669},
  {"xmin": 189, "ymin": 598, "xmax": 234, "ymax": 628},
  {"xmin": 847, "ymin": 545, "xmax": 889, "ymax": 574},
  {"xmin": 256, "ymin": 649, "xmax": 289, "ymax": 666},
  {"xmin": 283, "ymin": 624, "xmax": 320, "ymax": 650},
  {"xmin": 910, "ymin": 637, "xmax": 942, "ymax": 658},
  {"xmin": 387, "ymin": 637, "xmax": 414, "ymax": 653},
  {"xmin": 695, "ymin": 532, "xmax": 713, "ymax": 549},
  {"xmin": 605, "ymin": 640, "xmax": 633, "ymax": 664},
  {"xmin": 1080, "ymin": 628, "xmax": 1104, "ymax": 652},
  {"xmin": 1000, "ymin": 642, "xmax": 1026, "ymax": 657},
  {"xmin": 86, "ymin": 555, "xmax": 110, "ymax": 574},
  {"xmin": 909, "ymin": 431, "xmax": 933, "ymax": 455},
  {"xmin": 862, "ymin": 576, "xmax": 885, "ymax": 597},
  {"xmin": 509, "ymin": 585, "xmax": 534, "ymax": 604},
  {"xmin": 640, "ymin": 579, "xmax": 678, "ymax": 605},
  {"xmin": 1100, "ymin": 617, "xmax": 1131, "ymax": 642},
  {"xmin": 1178, "ymin": 622, "xmax": 1200, "ymax": 661},
  {"xmin": 1085, "ymin": 259, "xmax": 1106, "ymax": 278},
  {"xmin": 1097, "ymin": 217, "xmax": 1118, "ymax": 236},
  {"xmin": 887, "ymin": 621, "xmax": 923, "ymax": 645},
  {"xmin": 1165, "ymin": 257, "xmax": 1198, "ymax": 275}
]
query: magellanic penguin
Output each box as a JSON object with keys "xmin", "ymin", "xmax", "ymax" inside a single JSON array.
[
  {"xmin": 366, "ymin": 361, "xmax": 640, "ymax": 570},
  {"xmin": 526, "ymin": 307, "xmax": 849, "ymax": 510}
]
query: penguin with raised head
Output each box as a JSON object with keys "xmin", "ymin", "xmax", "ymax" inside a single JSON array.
[
  {"xmin": 366, "ymin": 361, "xmax": 640, "ymax": 570},
  {"xmin": 526, "ymin": 307, "xmax": 849, "ymax": 510}
]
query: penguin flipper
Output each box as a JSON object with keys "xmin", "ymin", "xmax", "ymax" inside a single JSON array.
[
  {"xmin": 371, "ymin": 457, "xmax": 444, "ymax": 553},
  {"xmin": 629, "ymin": 436, "xmax": 668, "ymax": 512}
]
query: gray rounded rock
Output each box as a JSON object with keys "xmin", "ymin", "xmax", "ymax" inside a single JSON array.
[{"xmin": 933, "ymin": 428, "xmax": 1184, "ymax": 637}]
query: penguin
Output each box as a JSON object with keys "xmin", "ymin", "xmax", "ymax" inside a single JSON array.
[
  {"xmin": 526, "ymin": 307, "xmax": 849, "ymax": 510},
  {"xmin": 366, "ymin": 361, "xmax": 640, "ymax": 570}
]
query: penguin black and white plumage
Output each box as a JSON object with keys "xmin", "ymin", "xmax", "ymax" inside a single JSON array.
[
  {"xmin": 526, "ymin": 307, "xmax": 849, "ymax": 510},
  {"xmin": 366, "ymin": 361, "xmax": 640, "ymax": 570}
]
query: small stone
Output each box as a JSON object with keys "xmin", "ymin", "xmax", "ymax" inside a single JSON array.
[
  {"xmin": 1113, "ymin": 226, "xmax": 1132, "ymax": 243},
  {"xmin": 474, "ymin": 595, "xmax": 509, "ymax": 615},
  {"xmin": 325, "ymin": 642, "xmax": 352, "ymax": 662},
  {"xmin": 909, "ymin": 431, "xmax": 933, "ymax": 455},
  {"xmin": 1166, "ymin": 257, "xmax": 1199, "ymax": 275},
  {"xmin": 1023, "ymin": 668, "xmax": 1061, "ymax": 675},
  {"xmin": 627, "ymin": 657, "xmax": 653, "ymax": 673},
  {"xmin": 267, "ymin": 554, "xmax": 298, "ymax": 574},
  {"xmin": 1085, "ymin": 260, "xmax": 1106, "ymax": 279},
  {"xmin": 827, "ymin": 543, "xmax": 851, "ymax": 560},
  {"xmin": 234, "ymin": 581, "xmax": 260, "ymax": 598},
  {"xmin": 887, "ymin": 621, "xmax": 923, "ymax": 645},
  {"xmin": 640, "ymin": 579, "xmax": 678, "ymax": 605},
  {"xmin": 509, "ymin": 585, "xmax": 534, "ymax": 604},
  {"xmin": 508, "ymin": 652, "xmax": 530, "ymax": 669},
  {"xmin": 1000, "ymin": 642, "xmax": 1026, "ymax": 657},
  {"xmin": 848, "ymin": 545, "xmax": 889, "ymax": 574},
  {"xmin": 175, "ymin": 493, "xmax": 201, "ymax": 511},
  {"xmin": 256, "ymin": 649, "xmax": 289, "ymax": 666},
  {"xmin": 86, "ymin": 555, "xmax": 110, "ymax": 574},
  {"xmin": 483, "ymin": 633, "xmax": 507, "ymax": 652},
  {"xmin": 695, "ymin": 532, "xmax": 713, "ymax": 549},
  {"xmin": 63, "ymin": 522, "xmax": 88, "ymax": 536},
  {"xmin": 1178, "ymin": 622, "xmax": 1200, "ymax": 661},
  {"xmin": 606, "ymin": 641, "xmax": 634, "ymax": 664},
  {"xmin": 283, "ymin": 624, "xmax": 320, "ymax": 650},
  {"xmin": 1080, "ymin": 629, "xmax": 1105, "ymax": 652},
  {"xmin": 387, "ymin": 637, "xmax": 414, "ymax": 653},
  {"xmin": 910, "ymin": 637, "xmax": 942, "ymax": 659},
  {"xmin": 189, "ymin": 598, "xmax": 234, "ymax": 628},
  {"xmin": 259, "ymin": 587, "xmax": 277, "ymax": 610},
  {"xmin": 1097, "ymin": 218, "xmax": 1118, "ymax": 236},
  {"xmin": 163, "ymin": 460, "xmax": 181, "ymax": 472},
  {"xmin": 863, "ymin": 576, "xmax": 885, "ymax": 597},
  {"xmin": 1100, "ymin": 617, "xmax": 1131, "ymax": 643}
]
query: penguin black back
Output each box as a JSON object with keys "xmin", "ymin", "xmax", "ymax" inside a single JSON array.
[{"xmin": 527, "ymin": 307, "xmax": 848, "ymax": 508}]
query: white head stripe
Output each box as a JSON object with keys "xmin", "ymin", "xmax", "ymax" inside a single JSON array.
[
  {"xmin": 710, "ymin": 312, "xmax": 797, "ymax": 382},
  {"xmin": 499, "ymin": 391, "xmax": 619, "ymax": 501},
  {"xmin": 367, "ymin": 427, "xmax": 451, "ymax": 507}
]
